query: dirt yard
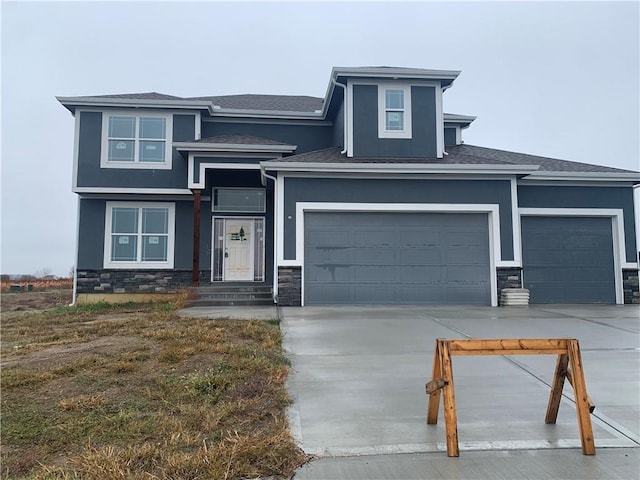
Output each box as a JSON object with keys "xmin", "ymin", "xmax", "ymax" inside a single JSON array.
[
  {"xmin": 1, "ymin": 291, "xmax": 306, "ymax": 479},
  {"xmin": 1, "ymin": 290, "xmax": 73, "ymax": 313}
]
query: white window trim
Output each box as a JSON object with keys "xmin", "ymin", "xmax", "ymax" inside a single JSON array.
[
  {"xmin": 104, "ymin": 201, "xmax": 175, "ymax": 269},
  {"xmin": 378, "ymin": 84, "xmax": 412, "ymax": 139},
  {"xmin": 100, "ymin": 111, "xmax": 173, "ymax": 170},
  {"xmin": 212, "ymin": 187, "xmax": 267, "ymax": 213}
]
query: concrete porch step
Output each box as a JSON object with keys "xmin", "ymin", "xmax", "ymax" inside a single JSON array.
[
  {"xmin": 189, "ymin": 298, "xmax": 274, "ymax": 307},
  {"xmin": 189, "ymin": 284, "xmax": 274, "ymax": 307}
]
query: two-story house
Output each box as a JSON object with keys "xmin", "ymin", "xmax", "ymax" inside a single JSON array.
[{"xmin": 58, "ymin": 66, "xmax": 640, "ymax": 306}]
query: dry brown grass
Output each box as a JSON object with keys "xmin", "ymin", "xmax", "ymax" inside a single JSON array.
[
  {"xmin": 0, "ymin": 278, "xmax": 73, "ymax": 292},
  {"xmin": 1, "ymin": 297, "xmax": 307, "ymax": 479}
]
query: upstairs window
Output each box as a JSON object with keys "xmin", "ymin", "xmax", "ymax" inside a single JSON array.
[
  {"xmin": 385, "ymin": 89, "xmax": 405, "ymax": 130},
  {"xmin": 102, "ymin": 113, "xmax": 172, "ymax": 169},
  {"xmin": 378, "ymin": 84, "xmax": 412, "ymax": 139}
]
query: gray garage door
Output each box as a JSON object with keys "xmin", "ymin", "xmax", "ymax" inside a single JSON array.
[
  {"xmin": 521, "ymin": 216, "xmax": 615, "ymax": 304},
  {"xmin": 304, "ymin": 212, "xmax": 491, "ymax": 305}
]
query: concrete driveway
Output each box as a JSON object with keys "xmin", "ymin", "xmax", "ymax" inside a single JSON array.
[{"xmin": 281, "ymin": 305, "xmax": 640, "ymax": 478}]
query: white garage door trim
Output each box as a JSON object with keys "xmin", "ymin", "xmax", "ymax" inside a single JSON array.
[
  {"xmin": 519, "ymin": 208, "xmax": 632, "ymax": 305},
  {"xmin": 292, "ymin": 203, "xmax": 502, "ymax": 306}
]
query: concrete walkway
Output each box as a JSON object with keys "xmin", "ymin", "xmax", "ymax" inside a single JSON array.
[
  {"xmin": 281, "ymin": 305, "xmax": 640, "ymax": 479},
  {"xmin": 176, "ymin": 305, "xmax": 279, "ymax": 320}
]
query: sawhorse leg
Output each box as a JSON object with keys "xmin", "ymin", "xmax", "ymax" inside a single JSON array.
[{"xmin": 426, "ymin": 340, "xmax": 459, "ymax": 456}]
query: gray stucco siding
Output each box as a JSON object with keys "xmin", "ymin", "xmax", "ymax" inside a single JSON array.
[
  {"xmin": 75, "ymin": 111, "xmax": 192, "ymax": 190},
  {"xmin": 77, "ymin": 198, "xmax": 106, "ymax": 269},
  {"xmin": 518, "ymin": 185, "xmax": 637, "ymax": 263},
  {"xmin": 444, "ymin": 127, "xmax": 457, "ymax": 146},
  {"xmin": 201, "ymin": 121, "xmax": 333, "ymax": 154},
  {"xmin": 282, "ymin": 178, "xmax": 514, "ymax": 261},
  {"xmin": 352, "ymin": 85, "xmax": 437, "ymax": 158},
  {"xmin": 332, "ymin": 100, "xmax": 345, "ymax": 149}
]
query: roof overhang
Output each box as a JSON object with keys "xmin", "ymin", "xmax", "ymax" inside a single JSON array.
[
  {"xmin": 262, "ymin": 161, "xmax": 540, "ymax": 176},
  {"xmin": 56, "ymin": 96, "xmax": 211, "ymax": 114},
  {"xmin": 175, "ymin": 141, "xmax": 297, "ymax": 154},
  {"xmin": 331, "ymin": 66, "xmax": 460, "ymax": 84},
  {"xmin": 207, "ymin": 106, "xmax": 323, "ymax": 119},
  {"xmin": 444, "ymin": 113, "xmax": 477, "ymax": 129},
  {"xmin": 521, "ymin": 171, "xmax": 640, "ymax": 183}
]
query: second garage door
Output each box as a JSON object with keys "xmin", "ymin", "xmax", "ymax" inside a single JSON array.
[
  {"xmin": 521, "ymin": 216, "xmax": 616, "ymax": 304},
  {"xmin": 304, "ymin": 212, "xmax": 491, "ymax": 305}
]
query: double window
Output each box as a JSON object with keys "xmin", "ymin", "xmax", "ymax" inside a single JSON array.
[
  {"xmin": 102, "ymin": 113, "xmax": 172, "ymax": 168},
  {"xmin": 104, "ymin": 202, "xmax": 175, "ymax": 268},
  {"xmin": 378, "ymin": 84, "xmax": 412, "ymax": 139}
]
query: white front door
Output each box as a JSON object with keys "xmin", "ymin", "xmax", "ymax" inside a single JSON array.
[{"xmin": 223, "ymin": 219, "xmax": 254, "ymax": 281}]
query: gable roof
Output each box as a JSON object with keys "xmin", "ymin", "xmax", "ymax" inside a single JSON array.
[
  {"xmin": 174, "ymin": 134, "xmax": 297, "ymax": 154},
  {"xmin": 77, "ymin": 92, "xmax": 184, "ymax": 100},
  {"xmin": 187, "ymin": 94, "xmax": 323, "ymax": 112},
  {"xmin": 192, "ymin": 134, "xmax": 291, "ymax": 146}
]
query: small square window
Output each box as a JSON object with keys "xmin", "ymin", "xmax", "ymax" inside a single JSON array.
[{"xmin": 385, "ymin": 111, "xmax": 404, "ymax": 131}]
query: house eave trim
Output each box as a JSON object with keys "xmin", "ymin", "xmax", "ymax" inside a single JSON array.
[
  {"xmin": 522, "ymin": 172, "xmax": 640, "ymax": 182},
  {"xmin": 332, "ymin": 67, "xmax": 461, "ymax": 82},
  {"xmin": 56, "ymin": 97, "xmax": 210, "ymax": 111},
  {"xmin": 175, "ymin": 142, "xmax": 297, "ymax": 153},
  {"xmin": 262, "ymin": 162, "xmax": 540, "ymax": 175},
  {"xmin": 208, "ymin": 107, "xmax": 323, "ymax": 119}
]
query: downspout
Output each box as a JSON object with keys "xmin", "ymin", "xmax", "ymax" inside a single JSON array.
[
  {"xmin": 331, "ymin": 79, "xmax": 347, "ymax": 154},
  {"xmin": 69, "ymin": 196, "xmax": 80, "ymax": 306},
  {"xmin": 260, "ymin": 165, "xmax": 279, "ymax": 304}
]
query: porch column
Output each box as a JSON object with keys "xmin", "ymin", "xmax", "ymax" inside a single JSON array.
[{"xmin": 192, "ymin": 189, "xmax": 201, "ymax": 286}]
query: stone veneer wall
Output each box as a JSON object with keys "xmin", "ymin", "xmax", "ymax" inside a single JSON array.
[
  {"xmin": 496, "ymin": 267, "xmax": 523, "ymax": 306},
  {"xmin": 76, "ymin": 270, "xmax": 210, "ymax": 294},
  {"xmin": 277, "ymin": 266, "xmax": 301, "ymax": 306},
  {"xmin": 623, "ymin": 269, "xmax": 639, "ymax": 304}
]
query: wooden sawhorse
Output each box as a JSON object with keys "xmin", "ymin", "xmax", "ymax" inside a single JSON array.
[{"xmin": 426, "ymin": 338, "xmax": 595, "ymax": 457}]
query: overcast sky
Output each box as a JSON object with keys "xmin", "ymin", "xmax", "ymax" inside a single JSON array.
[{"xmin": 1, "ymin": 0, "xmax": 639, "ymax": 277}]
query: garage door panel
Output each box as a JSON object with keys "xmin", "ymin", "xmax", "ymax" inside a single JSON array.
[
  {"xmin": 398, "ymin": 265, "xmax": 444, "ymax": 283},
  {"xmin": 306, "ymin": 285, "xmax": 352, "ymax": 304},
  {"xmin": 354, "ymin": 230, "xmax": 394, "ymax": 247},
  {"xmin": 353, "ymin": 285, "xmax": 398, "ymax": 303},
  {"xmin": 354, "ymin": 248, "xmax": 395, "ymax": 264},
  {"xmin": 447, "ymin": 246, "xmax": 487, "ymax": 265},
  {"xmin": 353, "ymin": 266, "xmax": 396, "ymax": 282},
  {"xmin": 521, "ymin": 216, "xmax": 615, "ymax": 304},
  {"xmin": 305, "ymin": 212, "xmax": 491, "ymax": 305},
  {"xmin": 307, "ymin": 229, "xmax": 351, "ymax": 246},
  {"xmin": 305, "ymin": 264, "xmax": 351, "ymax": 282},
  {"xmin": 398, "ymin": 248, "xmax": 442, "ymax": 266},
  {"xmin": 399, "ymin": 230, "xmax": 440, "ymax": 246},
  {"xmin": 447, "ymin": 265, "xmax": 488, "ymax": 283}
]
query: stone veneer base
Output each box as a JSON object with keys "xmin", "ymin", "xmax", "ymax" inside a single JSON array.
[{"xmin": 75, "ymin": 269, "xmax": 210, "ymax": 294}]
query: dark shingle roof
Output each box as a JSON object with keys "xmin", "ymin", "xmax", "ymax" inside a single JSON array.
[
  {"xmin": 269, "ymin": 145, "xmax": 636, "ymax": 174},
  {"xmin": 186, "ymin": 94, "xmax": 324, "ymax": 112},
  {"xmin": 447, "ymin": 144, "xmax": 635, "ymax": 173},
  {"xmin": 72, "ymin": 92, "xmax": 324, "ymax": 113},
  {"xmin": 192, "ymin": 135, "xmax": 291, "ymax": 146},
  {"xmin": 82, "ymin": 92, "xmax": 184, "ymax": 100}
]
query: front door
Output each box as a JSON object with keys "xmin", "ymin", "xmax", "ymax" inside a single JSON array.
[{"xmin": 223, "ymin": 219, "xmax": 254, "ymax": 281}]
